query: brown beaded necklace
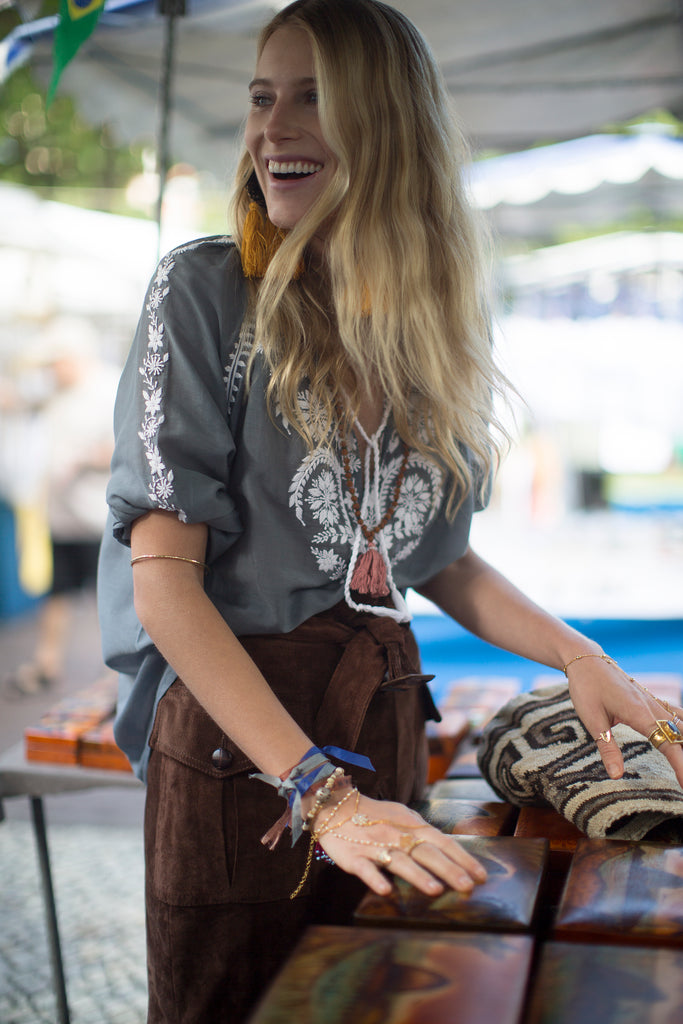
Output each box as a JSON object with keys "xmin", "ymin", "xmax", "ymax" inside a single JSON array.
[{"xmin": 338, "ymin": 428, "xmax": 410, "ymax": 597}]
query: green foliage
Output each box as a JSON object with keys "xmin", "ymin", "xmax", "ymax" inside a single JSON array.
[{"xmin": 0, "ymin": 6, "xmax": 144, "ymax": 195}]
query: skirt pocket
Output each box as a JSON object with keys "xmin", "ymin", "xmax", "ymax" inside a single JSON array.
[{"xmin": 145, "ymin": 678, "xmax": 315, "ymax": 905}]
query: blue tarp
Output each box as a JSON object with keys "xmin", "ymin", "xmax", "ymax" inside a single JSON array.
[{"xmin": 413, "ymin": 613, "xmax": 683, "ymax": 706}]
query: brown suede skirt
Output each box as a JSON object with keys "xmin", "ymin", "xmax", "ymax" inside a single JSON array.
[{"xmin": 144, "ymin": 601, "xmax": 436, "ymax": 1023}]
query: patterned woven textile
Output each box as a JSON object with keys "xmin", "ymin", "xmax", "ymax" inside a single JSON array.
[{"xmin": 477, "ymin": 684, "xmax": 683, "ymax": 842}]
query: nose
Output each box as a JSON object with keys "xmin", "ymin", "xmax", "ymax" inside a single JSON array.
[{"xmin": 264, "ymin": 98, "xmax": 301, "ymax": 144}]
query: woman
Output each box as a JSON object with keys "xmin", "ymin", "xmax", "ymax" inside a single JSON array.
[{"xmin": 99, "ymin": 1, "xmax": 683, "ymax": 1021}]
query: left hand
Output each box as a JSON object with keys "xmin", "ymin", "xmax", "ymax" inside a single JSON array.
[
  {"xmin": 311, "ymin": 792, "xmax": 488, "ymax": 897},
  {"xmin": 566, "ymin": 653, "xmax": 683, "ymax": 789}
]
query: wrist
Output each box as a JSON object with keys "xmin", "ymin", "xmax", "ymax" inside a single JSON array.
[
  {"xmin": 557, "ymin": 635, "xmax": 603, "ymax": 673},
  {"xmin": 562, "ymin": 650, "xmax": 615, "ymax": 677},
  {"xmin": 300, "ymin": 767, "xmax": 349, "ymax": 831}
]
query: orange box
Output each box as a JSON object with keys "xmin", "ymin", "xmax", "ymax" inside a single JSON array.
[
  {"xmin": 24, "ymin": 674, "xmax": 119, "ymax": 766},
  {"xmin": 79, "ymin": 719, "xmax": 132, "ymax": 773}
]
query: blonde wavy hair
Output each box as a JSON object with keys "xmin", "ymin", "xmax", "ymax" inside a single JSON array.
[{"xmin": 229, "ymin": 0, "xmax": 508, "ymax": 514}]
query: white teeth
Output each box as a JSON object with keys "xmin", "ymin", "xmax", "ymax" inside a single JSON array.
[{"xmin": 268, "ymin": 160, "xmax": 322, "ymax": 175}]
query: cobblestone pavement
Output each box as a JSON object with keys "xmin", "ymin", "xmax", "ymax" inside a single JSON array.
[{"xmin": 0, "ymin": 820, "xmax": 147, "ymax": 1024}]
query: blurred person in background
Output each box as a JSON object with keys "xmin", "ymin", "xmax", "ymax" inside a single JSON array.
[{"xmin": 1, "ymin": 317, "xmax": 119, "ymax": 697}]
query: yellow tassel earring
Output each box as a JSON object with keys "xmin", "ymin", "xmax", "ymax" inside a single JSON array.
[
  {"xmin": 241, "ymin": 200, "xmax": 286, "ymax": 279},
  {"xmin": 240, "ymin": 171, "xmax": 304, "ymax": 280}
]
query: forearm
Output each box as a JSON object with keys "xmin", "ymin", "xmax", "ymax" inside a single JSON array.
[
  {"xmin": 416, "ymin": 546, "xmax": 601, "ymax": 671},
  {"xmin": 131, "ymin": 515, "xmax": 311, "ymax": 777}
]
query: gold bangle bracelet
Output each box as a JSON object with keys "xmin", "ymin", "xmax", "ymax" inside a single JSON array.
[{"xmin": 130, "ymin": 554, "xmax": 208, "ymax": 571}]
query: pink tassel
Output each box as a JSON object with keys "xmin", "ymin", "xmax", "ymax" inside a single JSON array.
[
  {"xmin": 351, "ymin": 546, "xmax": 390, "ymax": 597},
  {"xmin": 260, "ymin": 807, "xmax": 291, "ymax": 850}
]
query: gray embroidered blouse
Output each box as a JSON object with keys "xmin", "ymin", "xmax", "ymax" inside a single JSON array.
[{"xmin": 98, "ymin": 236, "xmax": 486, "ymax": 779}]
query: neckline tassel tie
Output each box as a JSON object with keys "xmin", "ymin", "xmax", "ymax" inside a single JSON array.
[
  {"xmin": 339, "ymin": 420, "xmax": 410, "ymax": 599},
  {"xmin": 350, "ymin": 544, "xmax": 389, "ymax": 597}
]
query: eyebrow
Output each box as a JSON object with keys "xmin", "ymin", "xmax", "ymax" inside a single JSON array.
[{"xmin": 248, "ymin": 76, "xmax": 316, "ymax": 90}]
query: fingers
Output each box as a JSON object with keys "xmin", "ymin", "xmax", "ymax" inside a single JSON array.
[
  {"xmin": 664, "ymin": 747, "xmax": 683, "ymax": 790},
  {"xmin": 645, "ymin": 706, "xmax": 683, "ymax": 788},
  {"xmin": 567, "ymin": 653, "xmax": 683, "ymax": 789},
  {"xmin": 594, "ymin": 727, "xmax": 624, "ymax": 780},
  {"xmin": 591, "ymin": 701, "xmax": 683, "ymax": 788},
  {"xmin": 388, "ymin": 836, "xmax": 487, "ymax": 896},
  {"xmin": 345, "ymin": 841, "xmax": 484, "ymax": 898},
  {"xmin": 322, "ymin": 821, "xmax": 487, "ymax": 899}
]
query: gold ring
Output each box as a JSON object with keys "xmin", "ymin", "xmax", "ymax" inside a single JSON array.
[
  {"xmin": 377, "ymin": 848, "xmax": 392, "ymax": 867},
  {"xmin": 597, "ymin": 729, "xmax": 612, "ymax": 743},
  {"xmin": 398, "ymin": 834, "xmax": 426, "ymax": 856},
  {"xmin": 648, "ymin": 719, "xmax": 683, "ymax": 749}
]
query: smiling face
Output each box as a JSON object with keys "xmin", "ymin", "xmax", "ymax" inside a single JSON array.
[{"xmin": 245, "ymin": 25, "xmax": 337, "ymax": 234}]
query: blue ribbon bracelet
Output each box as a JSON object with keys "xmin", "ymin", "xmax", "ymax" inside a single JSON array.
[{"xmin": 251, "ymin": 745, "xmax": 374, "ymax": 845}]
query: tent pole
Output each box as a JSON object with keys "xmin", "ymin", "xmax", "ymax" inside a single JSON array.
[{"xmin": 156, "ymin": 0, "xmax": 186, "ymax": 255}]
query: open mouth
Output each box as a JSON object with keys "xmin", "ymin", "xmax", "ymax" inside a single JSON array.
[{"xmin": 268, "ymin": 159, "xmax": 322, "ymax": 180}]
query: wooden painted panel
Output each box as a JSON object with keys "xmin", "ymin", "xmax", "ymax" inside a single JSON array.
[
  {"xmin": 438, "ymin": 677, "xmax": 522, "ymax": 730},
  {"xmin": 354, "ymin": 836, "xmax": 547, "ymax": 933},
  {"xmin": 249, "ymin": 925, "xmax": 533, "ymax": 1024},
  {"xmin": 411, "ymin": 797, "xmax": 518, "ymax": 837},
  {"xmin": 514, "ymin": 805, "xmax": 584, "ymax": 853},
  {"xmin": 526, "ymin": 941, "xmax": 683, "ymax": 1023},
  {"xmin": 554, "ymin": 838, "xmax": 683, "ymax": 946},
  {"xmin": 426, "ymin": 709, "xmax": 471, "ymax": 784},
  {"xmin": 444, "ymin": 738, "xmax": 482, "ymax": 778},
  {"xmin": 428, "ymin": 778, "xmax": 504, "ymax": 803}
]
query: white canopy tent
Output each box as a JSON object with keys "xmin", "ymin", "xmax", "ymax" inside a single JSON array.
[
  {"xmin": 469, "ymin": 131, "xmax": 683, "ymax": 243},
  {"xmin": 3, "ymin": 0, "xmax": 682, "ymax": 182}
]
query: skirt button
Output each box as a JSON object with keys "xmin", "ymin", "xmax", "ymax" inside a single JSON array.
[{"xmin": 211, "ymin": 747, "xmax": 233, "ymax": 769}]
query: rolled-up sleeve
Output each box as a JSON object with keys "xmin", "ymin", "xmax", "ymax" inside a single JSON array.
[{"xmin": 106, "ymin": 238, "xmax": 246, "ymax": 561}]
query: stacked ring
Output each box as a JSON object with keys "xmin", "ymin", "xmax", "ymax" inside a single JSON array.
[{"xmin": 648, "ymin": 719, "xmax": 683, "ymax": 749}]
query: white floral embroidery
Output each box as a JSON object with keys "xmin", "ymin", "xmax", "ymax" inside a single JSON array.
[
  {"xmin": 284, "ymin": 389, "xmax": 445, "ymax": 583},
  {"xmin": 224, "ymin": 314, "xmax": 254, "ymax": 420},
  {"xmin": 277, "ymin": 388, "xmax": 333, "ymax": 441},
  {"xmin": 137, "ymin": 239, "xmax": 225, "ymax": 521},
  {"xmin": 393, "ymin": 475, "xmax": 432, "ymax": 535},
  {"xmin": 305, "ymin": 469, "xmax": 340, "ymax": 527},
  {"xmin": 312, "ymin": 547, "xmax": 345, "ymax": 578},
  {"xmin": 138, "ymin": 253, "xmax": 179, "ymax": 516}
]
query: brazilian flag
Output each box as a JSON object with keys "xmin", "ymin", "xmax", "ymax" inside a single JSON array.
[{"xmin": 48, "ymin": 0, "xmax": 105, "ymax": 103}]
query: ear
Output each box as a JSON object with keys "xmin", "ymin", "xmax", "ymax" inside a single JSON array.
[{"xmin": 246, "ymin": 170, "xmax": 267, "ymax": 207}]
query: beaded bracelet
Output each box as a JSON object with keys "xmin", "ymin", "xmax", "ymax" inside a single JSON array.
[
  {"xmin": 312, "ymin": 786, "xmax": 359, "ymax": 837},
  {"xmin": 301, "ymin": 767, "xmax": 345, "ymax": 831},
  {"xmin": 253, "ymin": 745, "xmax": 374, "ymax": 849}
]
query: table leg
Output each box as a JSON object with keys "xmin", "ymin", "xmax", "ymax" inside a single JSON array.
[{"xmin": 30, "ymin": 796, "xmax": 71, "ymax": 1024}]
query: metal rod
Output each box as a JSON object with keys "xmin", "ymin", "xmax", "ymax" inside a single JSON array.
[
  {"xmin": 155, "ymin": 9, "xmax": 178, "ymax": 254},
  {"xmin": 30, "ymin": 796, "xmax": 71, "ymax": 1024}
]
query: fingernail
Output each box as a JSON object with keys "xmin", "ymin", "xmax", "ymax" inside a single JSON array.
[{"xmin": 608, "ymin": 765, "xmax": 619, "ymax": 779}]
